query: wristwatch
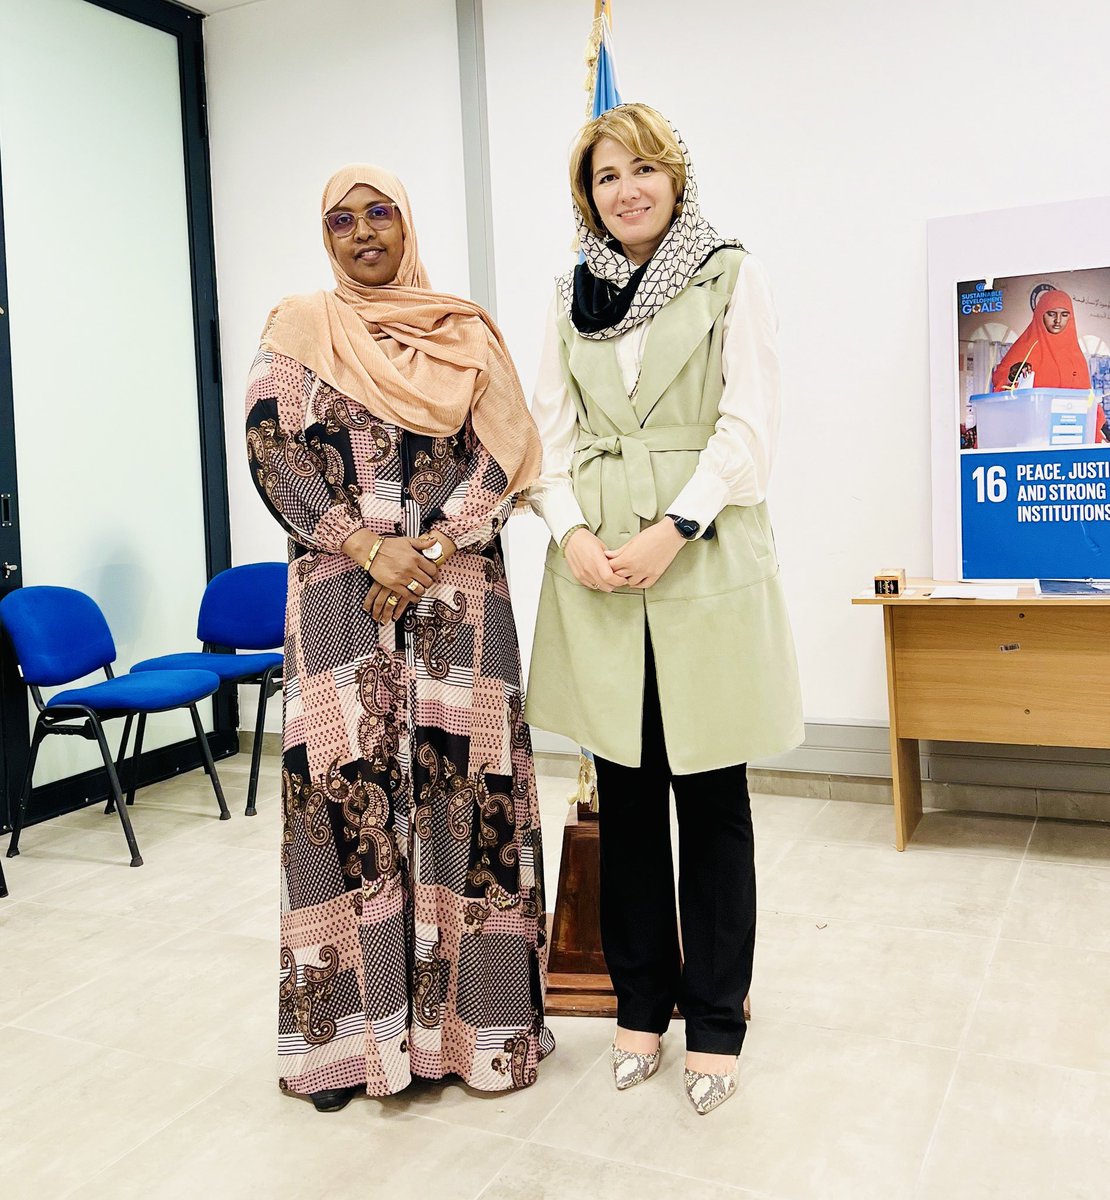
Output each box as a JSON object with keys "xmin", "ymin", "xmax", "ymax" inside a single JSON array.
[
  {"xmin": 665, "ymin": 514, "xmax": 717, "ymax": 541},
  {"xmin": 665, "ymin": 513, "xmax": 701, "ymax": 540}
]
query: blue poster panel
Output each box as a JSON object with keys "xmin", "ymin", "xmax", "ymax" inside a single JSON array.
[
  {"xmin": 961, "ymin": 447, "xmax": 1110, "ymax": 578},
  {"xmin": 957, "ymin": 268, "xmax": 1110, "ymax": 578}
]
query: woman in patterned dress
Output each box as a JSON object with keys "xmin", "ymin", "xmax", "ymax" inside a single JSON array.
[{"xmin": 246, "ymin": 164, "xmax": 552, "ymax": 1112}]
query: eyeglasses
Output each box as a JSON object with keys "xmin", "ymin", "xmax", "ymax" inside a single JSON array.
[{"xmin": 324, "ymin": 203, "xmax": 400, "ymax": 237}]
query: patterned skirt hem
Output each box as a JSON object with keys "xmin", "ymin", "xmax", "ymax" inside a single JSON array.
[
  {"xmin": 279, "ymin": 1029, "xmax": 555, "ymax": 1098},
  {"xmin": 279, "ymin": 1064, "xmax": 543, "ymax": 1099}
]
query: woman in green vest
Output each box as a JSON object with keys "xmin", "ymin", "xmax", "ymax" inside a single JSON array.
[{"xmin": 527, "ymin": 104, "xmax": 804, "ymax": 1115}]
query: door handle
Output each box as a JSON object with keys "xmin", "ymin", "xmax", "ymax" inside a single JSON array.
[{"xmin": 2, "ymin": 562, "xmax": 17, "ymax": 580}]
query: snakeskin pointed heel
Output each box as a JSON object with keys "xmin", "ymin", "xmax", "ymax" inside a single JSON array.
[
  {"xmin": 611, "ymin": 1042, "xmax": 662, "ymax": 1091},
  {"xmin": 683, "ymin": 1064, "xmax": 739, "ymax": 1115}
]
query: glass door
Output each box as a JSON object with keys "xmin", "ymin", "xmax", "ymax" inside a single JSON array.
[{"xmin": 0, "ymin": 0, "xmax": 231, "ymax": 829}]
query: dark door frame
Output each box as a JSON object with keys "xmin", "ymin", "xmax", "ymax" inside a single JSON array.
[{"xmin": 0, "ymin": 0, "xmax": 235, "ymax": 831}]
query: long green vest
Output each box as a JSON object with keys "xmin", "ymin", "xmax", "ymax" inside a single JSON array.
[{"xmin": 525, "ymin": 248, "xmax": 804, "ymax": 774}]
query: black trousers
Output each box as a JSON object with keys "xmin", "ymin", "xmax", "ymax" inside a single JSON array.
[{"xmin": 593, "ymin": 637, "xmax": 755, "ymax": 1055}]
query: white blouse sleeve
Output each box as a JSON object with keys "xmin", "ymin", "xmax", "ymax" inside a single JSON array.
[
  {"xmin": 668, "ymin": 253, "xmax": 782, "ymax": 535},
  {"xmin": 525, "ymin": 293, "xmax": 590, "ymax": 544}
]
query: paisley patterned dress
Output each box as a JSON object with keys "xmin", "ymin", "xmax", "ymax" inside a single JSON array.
[{"xmin": 245, "ymin": 349, "xmax": 552, "ymax": 1097}]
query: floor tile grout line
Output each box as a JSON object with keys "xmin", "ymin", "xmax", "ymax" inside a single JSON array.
[
  {"xmin": 6, "ymin": 891, "xmax": 270, "ymax": 938},
  {"xmin": 949, "ymin": 1043, "xmax": 1110, "ymax": 1081},
  {"xmin": 467, "ymin": 1136, "xmax": 546, "ymax": 1200},
  {"xmin": 986, "ymin": 931, "xmax": 1110, "ymax": 955},
  {"xmin": 448, "ymin": 1113, "xmax": 695, "ymax": 1200},
  {"xmin": 754, "ymin": 839, "xmax": 797, "ymax": 886},
  {"xmin": 4, "ymin": 897, "xmax": 202, "ymax": 947},
  {"xmin": 56, "ymin": 1065, "xmax": 243, "ymax": 1194},
  {"xmin": 754, "ymin": 905, "xmax": 998, "ymax": 942},
  {"xmin": 786, "ymin": 832, "xmax": 1036, "ymax": 864},
  {"xmin": 912, "ymin": 802, "xmax": 1036, "ymax": 1198},
  {"xmin": 513, "ymin": 1039, "xmax": 611, "ymax": 1137},
  {"xmin": 15, "ymin": 756, "xmax": 1110, "ymax": 1197},
  {"xmin": 790, "ymin": 797, "xmax": 833, "ymax": 840},
  {"xmin": 1014, "ymin": 851, "xmax": 1110, "ymax": 873},
  {"xmin": 524, "ymin": 1122, "xmax": 779, "ymax": 1199},
  {"xmin": 1022, "ymin": 809, "xmax": 1039, "ymax": 855},
  {"xmin": 382, "ymin": 1042, "xmax": 614, "ymax": 1148},
  {"xmin": 8, "ymin": 928, "xmax": 198, "ymax": 1027},
  {"xmin": 476, "ymin": 1135, "xmax": 775, "ymax": 1200},
  {"xmin": 7, "ymin": 836, "xmax": 276, "ymax": 902},
  {"xmin": 720, "ymin": 1012, "xmax": 974, "ymax": 1057},
  {"xmin": 5, "ymin": 859, "xmax": 121, "ymax": 902},
  {"xmin": 775, "ymin": 836, "xmax": 1031, "ymax": 864},
  {"xmin": 757, "ymin": 904, "xmax": 1010, "ymax": 941},
  {"xmin": 6, "ymin": 1016, "xmax": 216, "ymax": 1064}
]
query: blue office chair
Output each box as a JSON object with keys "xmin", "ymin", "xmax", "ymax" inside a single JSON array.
[
  {"xmin": 130, "ymin": 562, "xmax": 285, "ymax": 816},
  {"xmin": 0, "ymin": 586, "xmax": 229, "ymax": 868}
]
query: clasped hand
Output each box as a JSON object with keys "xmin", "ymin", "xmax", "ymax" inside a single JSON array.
[
  {"xmin": 341, "ymin": 530, "xmax": 452, "ymax": 623},
  {"xmin": 564, "ymin": 520, "xmax": 685, "ymax": 592}
]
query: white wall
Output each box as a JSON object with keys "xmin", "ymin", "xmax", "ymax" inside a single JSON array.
[
  {"xmin": 204, "ymin": 0, "xmax": 470, "ymax": 731},
  {"xmin": 205, "ymin": 0, "xmax": 470, "ymax": 572},
  {"xmin": 203, "ymin": 0, "xmax": 1110, "ymax": 734},
  {"xmin": 482, "ymin": 0, "xmax": 1110, "ymax": 724}
]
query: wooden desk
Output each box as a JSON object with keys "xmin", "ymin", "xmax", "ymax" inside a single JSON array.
[{"xmin": 853, "ymin": 581, "xmax": 1110, "ymax": 849}]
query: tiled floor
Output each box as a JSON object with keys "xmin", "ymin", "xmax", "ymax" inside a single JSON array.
[{"xmin": 3, "ymin": 754, "xmax": 1110, "ymax": 1198}]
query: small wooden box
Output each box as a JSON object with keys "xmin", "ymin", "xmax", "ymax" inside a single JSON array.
[{"xmin": 874, "ymin": 567, "xmax": 907, "ymax": 596}]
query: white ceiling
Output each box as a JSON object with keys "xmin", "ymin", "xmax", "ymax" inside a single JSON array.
[{"xmin": 177, "ymin": 0, "xmax": 267, "ymax": 14}]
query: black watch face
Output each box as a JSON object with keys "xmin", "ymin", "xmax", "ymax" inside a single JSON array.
[{"xmin": 669, "ymin": 515, "xmax": 699, "ymax": 539}]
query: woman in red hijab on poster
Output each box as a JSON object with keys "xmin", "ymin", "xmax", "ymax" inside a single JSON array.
[{"xmin": 991, "ymin": 289, "xmax": 1091, "ymax": 392}]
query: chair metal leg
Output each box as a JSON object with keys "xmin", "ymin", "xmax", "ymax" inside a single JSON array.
[
  {"xmin": 127, "ymin": 713, "xmax": 147, "ymax": 807},
  {"xmin": 0, "ymin": 853, "xmax": 7, "ymax": 897},
  {"xmin": 91, "ymin": 719, "xmax": 142, "ymax": 868},
  {"xmin": 245, "ymin": 667, "xmax": 276, "ymax": 817},
  {"xmin": 190, "ymin": 704, "xmax": 230, "ymax": 820},
  {"xmin": 8, "ymin": 719, "xmax": 46, "ymax": 858},
  {"xmin": 106, "ymin": 714, "xmax": 134, "ymax": 815}
]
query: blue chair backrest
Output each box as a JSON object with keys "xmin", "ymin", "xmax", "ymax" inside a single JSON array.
[
  {"xmin": 0, "ymin": 586, "xmax": 117, "ymax": 686},
  {"xmin": 196, "ymin": 562, "xmax": 287, "ymax": 650}
]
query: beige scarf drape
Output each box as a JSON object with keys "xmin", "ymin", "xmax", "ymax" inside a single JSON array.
[{"xmin": 261, "ymin": 164, "xmax": 540, "ymax": 496}]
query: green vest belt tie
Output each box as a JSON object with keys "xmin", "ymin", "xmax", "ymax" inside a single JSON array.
[{"xmin": 572, "ymin": 424, "xmax": 718, "ymax": 524}]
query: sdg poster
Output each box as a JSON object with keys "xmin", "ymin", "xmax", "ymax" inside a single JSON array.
[{"xmin": 957, "ymin": 265, "xmax": 1110, "ymax": 578}]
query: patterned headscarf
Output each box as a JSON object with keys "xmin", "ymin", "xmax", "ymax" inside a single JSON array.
[{"xmin": 558, "ymin": 112, "xmax": 741, "ymax": 341}]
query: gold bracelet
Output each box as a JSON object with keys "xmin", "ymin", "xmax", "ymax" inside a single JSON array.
[
  {"xmin": 559, "ymin": 523, "xmax": 588, "ymax": 555},
  {"xmin": 363, "ymin": 535, "xmax": 386, "ymax": 573}
]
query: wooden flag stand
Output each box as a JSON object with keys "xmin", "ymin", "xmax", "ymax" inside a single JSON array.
[{"xmin": 544, "ymin": 799, "xmax": 617, "ymax": 1016}]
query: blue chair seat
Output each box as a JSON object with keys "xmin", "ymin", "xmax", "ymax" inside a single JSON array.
[
  {"xmin": 48, "ymin": 669, "xmax": 221, "ymax": 714},
  {"xmin": 130, "ymin": 651, "xmax": 282, "ymax": 682}
]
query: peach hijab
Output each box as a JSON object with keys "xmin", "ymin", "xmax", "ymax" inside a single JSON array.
[{"xmin": 261, "ymin": 164, "xmax": 540, "ymax": 496}]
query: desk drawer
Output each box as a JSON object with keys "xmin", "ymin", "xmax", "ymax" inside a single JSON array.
[{"xmin": 891, "ymin": 605, "xmax": 1110, "ymax": 747}]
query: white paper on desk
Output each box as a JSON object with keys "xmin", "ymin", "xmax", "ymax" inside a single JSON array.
[{"xmin": 929, "ymin": 584, "xmax": 1020, "ymax": 599}]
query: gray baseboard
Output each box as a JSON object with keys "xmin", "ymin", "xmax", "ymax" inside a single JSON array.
[
  {"xmin": 536, "ymin": 719, "xmax": 1110, "ymax": 793},
  {"xmin": 532, "ymin": 721, "xmax": 1110, "ymax": 822},
  {"xmin": 761, "ymin": 719, "xmax": 1110, "ymax": 797},
  {"xmin": 239, "ymin": 731, "xmax": 281, "ymax": 756},
  {"xmin": 244, "ymin": 722, "xmax": 1110, "ymax": 821}
]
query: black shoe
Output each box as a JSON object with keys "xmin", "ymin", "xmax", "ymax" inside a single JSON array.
[{"xmin": 310, "ymin": 1086, "xmax": 359, "ymax": 1112}]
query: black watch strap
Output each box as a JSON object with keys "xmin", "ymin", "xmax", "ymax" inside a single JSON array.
[{"xmin": 666, "ymin": 513, "xmax": 700, "ymax": 540}]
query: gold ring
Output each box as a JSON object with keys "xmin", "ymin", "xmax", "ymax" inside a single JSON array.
[
  {"xmin": 406, "ymin": 579, "xmax": 421, "ymax": 593},
  {"xmin": 386, "ymin": 594, "xmax": 399, "ymax": 608}
]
